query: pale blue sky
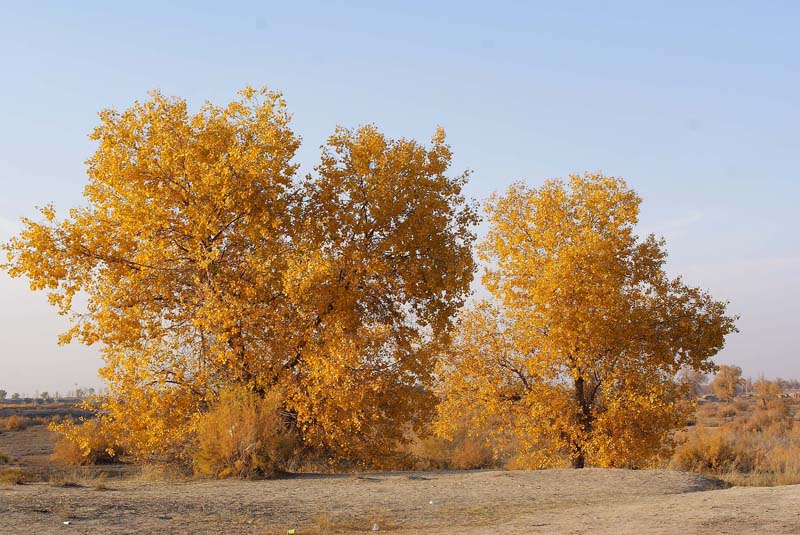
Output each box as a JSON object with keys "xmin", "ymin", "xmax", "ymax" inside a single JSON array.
[{"xmin": 1, "ymin": 1, "xmax": 798, "ymax": 394}]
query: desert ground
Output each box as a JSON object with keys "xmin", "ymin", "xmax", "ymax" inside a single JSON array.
[
  {"xmin": 2, "ymin": 422, "xmax": 799, "ymax": 534},
  {"xmin": 1, "ymin": 467, "xmax": 799, "ymax": 534}
]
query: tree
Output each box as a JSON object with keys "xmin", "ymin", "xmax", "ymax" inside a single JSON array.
[
  {"xmin": 2, "ymin": 87, "xmax": 477, "ymax": 465},
  {"xmin": 752, "ymin": 377, "xmax": 783, "ymax": 409},
  {"xmin": 677, "ymin": 366, "xmax": 708, "ymax": 400},
  {"xmin": 11, "ymin": 393, "xmax": 20, "ymax": 400},
  {"xmin": 436, "ymin": 174, "xmax": 737, "ymax": 469},
  {"xmin": 710, "ymin": 365, "xmax": 744, "ymax": 402},
  {"xmin": 0, "ymin": 390, "xmax": 6, "ymax": 400}
]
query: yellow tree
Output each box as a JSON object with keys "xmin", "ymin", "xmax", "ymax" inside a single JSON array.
[
  {"xmin": 436, "ymin": 174, "xmax": 737, "ymax": 468},
  {"xmin": 2, "ymin": 88, "xmax": 477, "ymax": 465},
  {"xmin": 282, "ymin": 125, "xmax": 478, "ymax": 463},
  {"xmin": 752, "ymin": 377, "xmax": 783, "ymax": 409},
  {"xmin": 710, "ymin": 365, "xmax": 745, "ymax": 402},
  {"xmin": 676, "ymin": 365, "xmax": 708, "ymax": 400}
]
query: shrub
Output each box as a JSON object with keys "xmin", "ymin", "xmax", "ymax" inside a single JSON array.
[
  {"xmin": 672, "ymin": 400, "xmax": 800, "ymax": 486},
  {"xmin": 671, "ymin": 426, "xmax": 755, "ymax": 473},
  {"xmin": 2, "ymin": 415, "xmax": 28, "ymax": 431},
  {"xmin": 409, "ymin": 436, "xmax": 455, "ymax": 470},
  {"xmin": 451, "ymin": 437, "xmax": 493, "ymax": 470},
  {"xmin": 0, "ymin": 468, "xmax": 34, "ymax": 485},
  {"xmin": 51, "ymin": 419, "xmax": 121, "ymax": 465},
  {"xmin": 763, "ymin": 445, "xmax": 800, "ymax": 485},
  {"xmin": 192, "ymin": 386, "xmax": 297, "ymax": 479}
]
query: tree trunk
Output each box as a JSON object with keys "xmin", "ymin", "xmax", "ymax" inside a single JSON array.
[{"xmin": 573, "ymin": 375, "xmax": 592, "ymax": 469}]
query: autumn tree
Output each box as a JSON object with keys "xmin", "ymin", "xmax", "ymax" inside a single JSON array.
[
  {"xmin": 752, "ymin": 377, "xmax": 783, "ymax": 409},
  {"xmin": 677, "ymin": 366, "xmax": 708, "ymax": 400},
  {"xmin": 436, "ymin": 174, "xmax": 737, "ymax": 469},
  {"xmin": 2, "ymin": 87, "xmax": 477, "ymax": 465},
  {"xmin": 710, "ymin": 365, "xmax": 744, "ymax": 402}
]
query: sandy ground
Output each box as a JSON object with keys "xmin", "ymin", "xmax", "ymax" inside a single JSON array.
[{"xmin": 2, "ymin": 468, "xmax": 798, "ymax": 534}]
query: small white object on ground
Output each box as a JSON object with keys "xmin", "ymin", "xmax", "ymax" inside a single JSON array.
[
  {"xmin": 372, "ymin": 523, "xmax": 379, "ymax": 531},
  {"xmin": 62, "ymin": 521, "xmax": 70, "ymax": 525}
]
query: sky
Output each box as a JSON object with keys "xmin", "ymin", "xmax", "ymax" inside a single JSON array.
[{"xmin": 0, "ymin": 1, "xmax": 798, "ymax": 395}]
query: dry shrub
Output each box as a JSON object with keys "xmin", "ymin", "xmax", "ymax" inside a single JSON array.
[
  {"xmin": 2, "ymin": 415, "xmax": 28, "ymax": 431},
  {"xmin": 451, "ymin": 437, "xmax": 493, "ymax": 470},
  {"xmin": 51, "ymin": 419, "xmax": 121, "ymax": 465},
  {"xmin": 51, "ymin": 437, "xmax": 85, "ymax": 465},
  {"xmin": 696, "ymin": 403, "xmax": 719, "ymax": 419},
  {"xmin": 93, "ymin": 476, "xmax": 111, "ymax": 491},
  {"xmin": 48, "ymin": 476, "xmax": 82, "ymax": 488},
  {"xmin": 136, "ymin": 463, "xmax": 189, "ymax": 481},
  {"xmin": 192, "ymin": 386, "xmax": 297, "ymax": 479},
  {"xmin": 0, "ymin": 468, "xmax": 35, "ymax": 485},
  {"xmin": 763, "ymin": 445, "xmax": 800, "ymax": 485},
  {"xmin": 408, "ymin": 436, "xmax": 455, "ymax": 470},
  {"xmin": 673, "ymin": 399, "xmax": 800, "ymax": 485},
  {"xmin": 0, "ymin": 452, "xmax": 10, "ymax": 465},
  {"xmin": 671, "ymin": 426, "xmax": 755, "ymax": 473}
]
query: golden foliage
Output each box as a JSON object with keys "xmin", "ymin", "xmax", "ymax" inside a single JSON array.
[
  {"xmin": 192, "ymin": 386, "xmax": 296, "ymax": 478},
  {"xmin": 436, "ymin": 174, "xmax": 737, "ymax": 468},
  {"xmin": 2, "ymin": 87, "xmax": 477, "ymax": 465},
  {"xmin": 753, "ymin": 377, "xmax": 783, "ymax": 409},
  {"xmin": 710, "ymin": 365, "xmax": 745, "ymax": 401},
  {"xmin": 50, "ymin": 418, "xmax": 121, "ymax": 465}
]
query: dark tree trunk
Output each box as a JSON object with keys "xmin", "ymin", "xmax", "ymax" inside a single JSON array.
[{"xmin": 573, "ymin": 375, "xmax": 593, "ymax": 469}]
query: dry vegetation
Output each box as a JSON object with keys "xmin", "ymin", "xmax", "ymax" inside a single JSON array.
[
  {"xmin": 1, "ymin": 415, "xmax": 28, "ymax": 432},
  {"xmin": 192, "ymin": 387, "xmax": 296, "ymax": 478},
  {"xmin": 671, "ymin": 396, "xmax": 800, "ymax": 486},
  {"xmin": 1, "ymin": 391, "xmax": 799, "ymax": 533}
]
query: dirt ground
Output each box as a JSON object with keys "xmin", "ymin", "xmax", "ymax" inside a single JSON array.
[
  {"xmin": 1, "ymin": 468, "xmax": 798, "ymax": 535},
  {"xmin": 2, "ymin": 424, "xmax": 799, "ymax": 534}
]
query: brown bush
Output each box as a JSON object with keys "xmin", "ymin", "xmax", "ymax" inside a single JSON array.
[
  {"xmin": 2, "ymin": 415, "xmax": 28, "ymax": 431},
  {"xmin": 0, "ymin": 468, "xmax": 35, "ymax": 485},
  {"xmin": 671, "ymin": 426, "xmax": 755, "ymax": 473},
  {"xmin": 135, "ymin": 463, "xmax": 190, "ymax": 481},
  {"xmin": 51, "ymin": 419, "xmax": 121, "ymax": 465},
  {"xmin": 192, "ymin": 386, "xmax": 297, "ymax": 479},
  {"xmin": 408, "ymin": 436, "xmax": 455, "ymax": 470},
  {"xmin": 672, "ymin": 400, "xmax": 800, "ymax": 486},
  {"xmin": 451, "ymin": 437, "xmax": 493, "ymax": 470}
]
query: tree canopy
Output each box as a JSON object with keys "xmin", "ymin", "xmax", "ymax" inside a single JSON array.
[
  {"xmin": 711, "ymin": 365, "xmax": 745, "ymax": 402},
  {"xmin": 2, "ymin": 87, "xmax": 478, "ymax": 464},
  {"xmin": 435, "ymin": 174, "xmax": 737, "ymax": 468}
]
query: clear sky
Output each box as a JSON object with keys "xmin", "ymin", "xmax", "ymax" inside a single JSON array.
[{"xmin": 0, "ymin": 1, "xmax": 798, "ymax": 395}]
